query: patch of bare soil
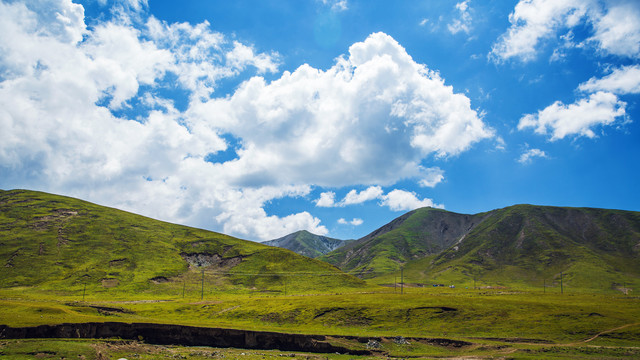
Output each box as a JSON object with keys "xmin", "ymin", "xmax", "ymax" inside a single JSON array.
[
  {"xmin": 101, "ymin": 278, "xmax": 119, "ymax": 288},
  {"xmin": 31, "ymin": 209, "xmax": 78, "ymax": 231}
]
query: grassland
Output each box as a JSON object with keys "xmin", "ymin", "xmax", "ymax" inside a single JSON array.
[
  {"xmin": 1, "ymin": 285, "xmax": 639, "ymax": 358},
  {"xmin": 0, "ymin": 189, "xmax": 363, "ymax": 296},
  {"xmin": 1, "ymin": 190, "xmax": 640, "ymax": 358}
]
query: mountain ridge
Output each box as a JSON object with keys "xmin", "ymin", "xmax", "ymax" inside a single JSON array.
[
  {"xmin": 262, "ymin": 230, "xmax": 351, "ymax": 258},
  {"xmin": 320, "ymin": 204, "xmax": 640, "ymax": 290}
]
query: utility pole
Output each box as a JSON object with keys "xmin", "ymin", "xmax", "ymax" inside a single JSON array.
[
  {"xmin": 82, "ymin": 283, "xmax": 86, "ymax": 302},
  {"xmin": 201, "ymin": 269, "xmax": 205, "ymax": 300},
  {"xmin": 401, "ymin": 267, "xmax": 404, "ymax": 295}
]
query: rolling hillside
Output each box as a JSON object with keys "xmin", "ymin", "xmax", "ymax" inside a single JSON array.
[
  {"xmin": 321, "ymin": 205, "xmax": 640, "ymax": 291},
  {"xmin": 320, "ymin": 207, "xmax": 489, "ymax": 275},
  {"xmin": 0, "ymin": 190, "xmax": 364, "ymax": 295},
  {"xmin": 262, "ymin": 230, "xmax": 350, "ymax": 258}
]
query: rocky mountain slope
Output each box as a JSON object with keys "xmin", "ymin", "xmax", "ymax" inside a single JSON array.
[
  {"xmin": 262, "ymin": 230, "xmax": 350, "ymax": 258},
  {"xmin": 320, "ymin": 205, "xmax": 640, "ymax": 290}
]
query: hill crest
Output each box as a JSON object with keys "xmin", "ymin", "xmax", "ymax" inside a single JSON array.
[
  {"xmin": 262, "ymin": 230, "xmax": 350, "ymax": 258},
  {"xmin": 320, "ymin": 204, "xmax": 640, "ymax": 290},
  {"xmin": 0, "ymin": 189, "xmax": 364, "ymax": 294}
]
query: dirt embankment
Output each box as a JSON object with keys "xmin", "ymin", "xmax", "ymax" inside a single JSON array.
[{"xmin": 0, "ymin": 322, "xmax": 372, "ymax": 355}]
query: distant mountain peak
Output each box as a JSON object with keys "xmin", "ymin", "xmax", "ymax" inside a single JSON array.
[{"xmin": 263, "ymin": 231, "xmax": 351, "ymax": 258}]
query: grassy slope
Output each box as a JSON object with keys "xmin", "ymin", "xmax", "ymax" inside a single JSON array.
[
  {"xmin": 322, "ymin": 205, "xmax": 640, "ymax": 292},
  {"xmin": 1, "ymin": 191, "xmax": 639, "ymax": 358},
  {"xmin": 321, "ymin": 208, "xmax": 483, "ymax": 276},
  {"xmin": 263, "ymin": 230, "xmax": 347, "ymax": 258},
  {"xmin": 0, "ymin": 189, "xmax": 364, "ymax": 296},
  {"xmin": 425, "ymin": 205, "xmax": 640, "ymax": 291}
]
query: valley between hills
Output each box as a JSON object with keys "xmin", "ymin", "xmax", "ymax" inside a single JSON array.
[{"xmin": 1, "ymin": 189, "xmax": 639, "ymax": 359}]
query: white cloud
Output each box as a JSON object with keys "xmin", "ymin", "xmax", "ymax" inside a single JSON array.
[
  {"xmin": 126, "ymin": 0, "xmax": 148, "ymax": 12},
  {"xmin": 0, "ymin": 3, "xmax": 483, "ymax": 241},
  {"xmin": 226, "ymin": 41, "xmax": 280, "ymax": 74},
  {"xmin": 319, "ymin": 0, "xmax": 348, "ymax": 12},
  {"xmin": 448, "ymin": 1, "xmax": 473, "ymax": 35},
  {"xmin": 380, "ymin": 189, "xmax": 443, "ymax": 212},
  {"xmin": 518, "ymin": 91, "xmax": 627, "ymax": 140},
  {"xmin": 590, "ymin": 1, "xmax": 640, "ymax": 58},
  {"xmin": 215, "ymin": 186, "xmax": 328, "ymax": 239},
  {"xmin": 191, "ymin": 32, "xmax": 492, "ymax": 190},
  {"xmin": 314, "ymin": 186, "xmax": 383, "ymax": 207},
  {"xmin": 83, "ymin": 22, "xmax": 174, "ymax": 109},
  {"xmin": 490, "ymin": 0, "xmax": 640, "ymax": 62},
  {"xmin": 517, "ymin": 148, "xmax": 548, "ymax": 164},
  {"xmin": 418, "ymin": 167, "xmax": 444, "ymax": 187},
  {"xmin": 578, "ymin": 65, "xmax": 640, "ymax": 94},
  {"xmin": 338, "ymin": 217, "xmax": 363, "ymax": 226},
  {"xmin": 315, "ymin": 191, "xmax": 336, "ymax": 207},
  {"xmin": 490, "ymin": 0, "xmax": 589, "ymax": 62},
  {"xmin": 0, "ymin": 0, "xmax": 300, "ymax": 241},
  {"xmin": 341, "ymin": 186, "xmax": 384, "ymax": 206}
]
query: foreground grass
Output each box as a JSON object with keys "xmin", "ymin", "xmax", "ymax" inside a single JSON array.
[
  {"xmin": 2, "ymin": 337, "xmax": 640, "ymax": 359},
  {"xmin": 1, "ymin": 286, "xmax": 639, "ymax": 358}
]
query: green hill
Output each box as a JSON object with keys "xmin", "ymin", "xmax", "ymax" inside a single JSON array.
[
  {"xmin": 0, "ymin": 189, "xmax": 364, "ymax": 296},
  {"xmin": 320, "ymin": 207, "xmax": 488, "ymax": 275},
  {"xmin": 262, "ymin": 230, "xmax": 350, "ymax": 258},
  {"xmin": 321, "ymin": 205, "xmax": 640, "ymax": 291}
]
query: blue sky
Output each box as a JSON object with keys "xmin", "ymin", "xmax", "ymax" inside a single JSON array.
[{"xmin": 1, "ymin": 0, "xmax": 639, "ymax": 241}]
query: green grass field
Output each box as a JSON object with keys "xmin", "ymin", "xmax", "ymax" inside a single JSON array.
[
  {"xmin": 2, "ymin": 190, "xmax": 640, "ymax": 358},
  {"xmin": 1, "ymin": 284, "xmax": 639, "ymax": 359}
]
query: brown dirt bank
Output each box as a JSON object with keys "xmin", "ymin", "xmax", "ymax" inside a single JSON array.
[
  {"xmin": 0, "ymin": 322, "xmax": 372, "ymax": 355},
  {"xmin": 0, "ymin": 322, "xmax": 472, "ymax": 355}
]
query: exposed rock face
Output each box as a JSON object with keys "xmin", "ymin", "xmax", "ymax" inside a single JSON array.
[{"xmin": 180, "ymin": 253, "xmax": 244, "ymax": 269}]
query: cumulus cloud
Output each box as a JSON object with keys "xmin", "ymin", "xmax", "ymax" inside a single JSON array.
[
  {"xmin": 448, "ymin": 1, "xmax": 473, "ymax": 35},
  {"xmin": 338, "ymin": 218, "xmax": 363, "ymax": 226},
  {"xmin": 0, "ymin": 2, "xmax": 485, "ymax": 240},
  {"xmin": 418, "ymin": 167, "xmax": 445, "ymax": 187},
  {"xmin": 590, "ymin": 1, "xmax": 640, "ymax": 58},
  {"xmin": 496, "ymin": 1, "xmax": 638, "ymax": 142},
  {"xmin": 314, "ymin": 185, "xmax": 443, "ymax": 212},
  {"xmin": 315, "ymin": 191, "xmax": 336, "ymax": 207},
  {"xmin": 578, "ymin": 65, "xmax": 640, "ymax": 94},
  {"xmin": 380, "ymin": 189, "xmax": 443, "ymax": 212},
  {"xmin": 518, "ymin": 91, "xmax": 627, "ymax": 140},
  {"xmin": 490, "ymin": 0, "xmax": 640, "ymax": 62},
  {"xmin": 226, "ymin": 41, "xmax": 281, "ymax": 74},
  {"xmin": 191, "ymin": 32, "xmax": 492, "ymax": 189},
  {"xmin": 517, "ymin": 148, "xmax": 548, "ymax": 164},
  {"xmin": 341, "ymin": 186, "xmax": 384, "ymax": 206}
]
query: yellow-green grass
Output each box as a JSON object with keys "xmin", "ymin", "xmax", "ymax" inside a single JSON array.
[
  {"xmin": 2, "ymin": 338, "xmax": 640, "ymax": 360},
  {"xmin": 2, "ymin": 286, "xmax": 639, "ymax": 344},
  {"xmin": 0, "ymin": 189, "xmax": 364, "ymax": 296}
]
